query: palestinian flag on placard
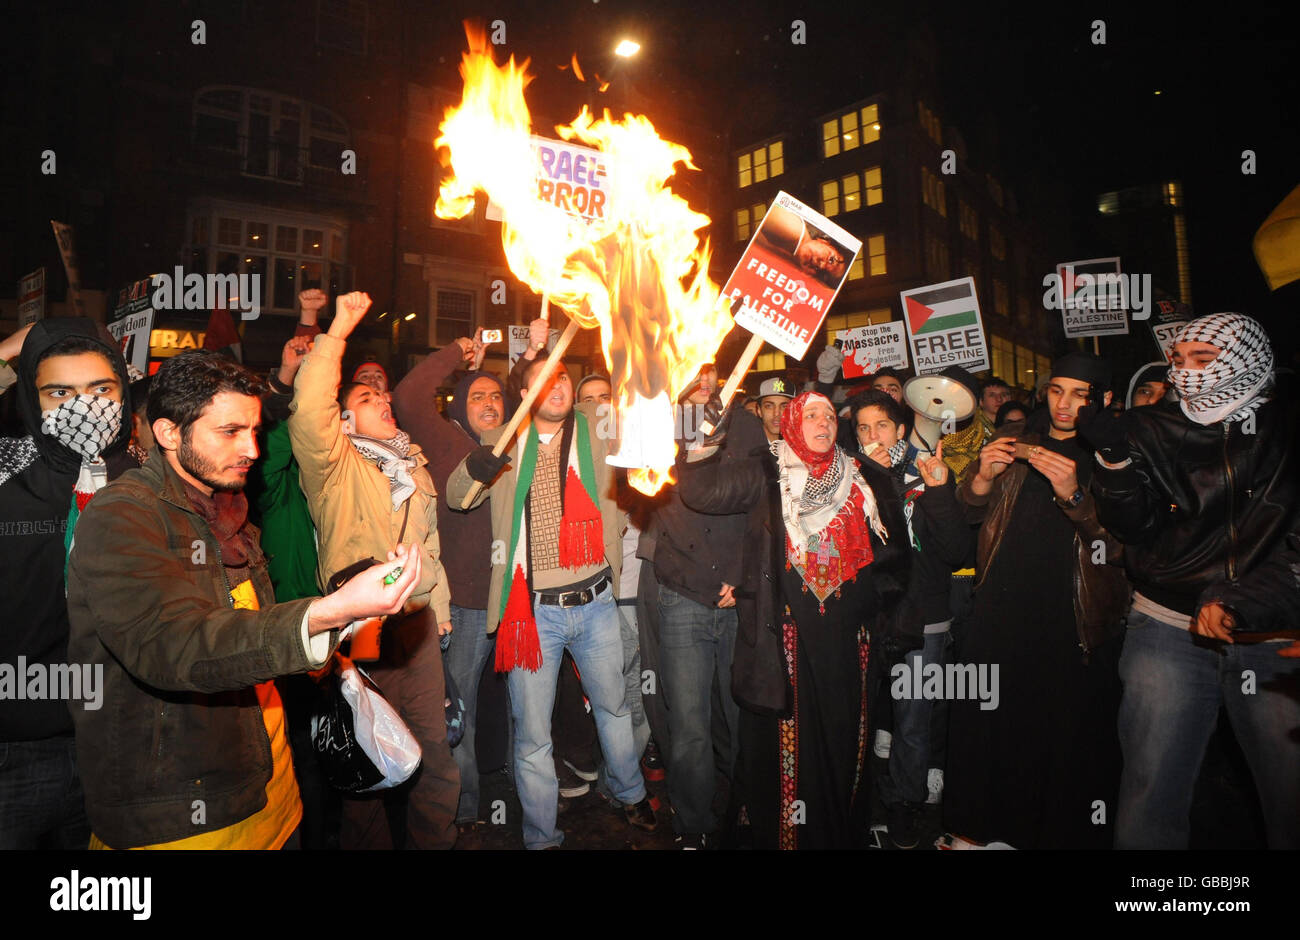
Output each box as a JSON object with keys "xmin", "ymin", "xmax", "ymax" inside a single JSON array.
[
  {"xmin": 202, "ymin": 306, "xmax": 243, "ymax": 362},
  {"xmin": 904, "ymin": 281, "xmax": 978, "ymax": 335}
]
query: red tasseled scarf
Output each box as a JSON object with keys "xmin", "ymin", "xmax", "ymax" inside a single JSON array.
[
  {"xmin": 558, "ymin": 466, "xmax": 604, "ymax": 569},
  {"xmin": 496, "ymin": 564, "xmax": 541, "ymax": 672}
]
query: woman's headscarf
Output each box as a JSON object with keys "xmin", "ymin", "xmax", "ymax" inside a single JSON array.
[
  {"xmin": 1168, "ymin": 313, "xmax": 1274, "ymax": 425},
  {"xmin": 774, "ymin": 391, "xmax": 888, "ymax": 609}
]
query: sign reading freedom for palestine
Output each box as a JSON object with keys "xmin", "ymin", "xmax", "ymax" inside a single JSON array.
[
  {"xmin": 900, "ymin": 277, "xmax": 990, "ymax": 374},
  {"xmin": 724, "ymin": 191, "xmax": 861, "ymax": 360}
]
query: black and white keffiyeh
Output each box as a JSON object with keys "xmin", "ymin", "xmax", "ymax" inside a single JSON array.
[
  {"xmin": 0, "ymin": 436, "xmax": 39, "ymax": 489},
  {"xmin": 348, "ymin": 429, "xmax": 418, "ymax": 509},
  {"xmin": 771, "ymin": 438, "xmax": 887, "ymax": 549},
  {"xmin": 40, "ymin": 395, "xmax": 123, "ymax": 462},
  {"xmin": 1168, "ymin": 313, "xmax": 1274, "ymax": 425}
]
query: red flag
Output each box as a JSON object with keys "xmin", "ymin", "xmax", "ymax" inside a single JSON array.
[{"xmin": 203, "ymin": 307, "xmax": 242, "ymax": 362}]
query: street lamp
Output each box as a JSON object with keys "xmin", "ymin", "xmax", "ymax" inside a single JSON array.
[{"xmin": 614, "ymin": 38, "xmax": 640, "ymax": 58}]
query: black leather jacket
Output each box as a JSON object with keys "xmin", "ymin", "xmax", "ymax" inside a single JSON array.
[{"xmin": 1091, "ymin": 386, "xmax": 1300, "ymax": 634}]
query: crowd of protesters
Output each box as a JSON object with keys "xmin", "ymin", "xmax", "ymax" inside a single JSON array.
[{"xmin": 1, "ymin": 289, "xmax": 1297, "ymax": 851}]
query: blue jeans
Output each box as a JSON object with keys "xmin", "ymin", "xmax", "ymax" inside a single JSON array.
[
  {"xmin": 657, "ymin": 584, "xmax": 739, "ymax": 835},
  {"xmin": 596, "ymin": 604, "xmax": 650, "ymax": 801},
  {"xmin": 880, "ymin": 628, "xmax": 953, "ymax": 806},
  {"xmin": 507, "ymin": 581, "xmax": 646, "ymax": 849},
  {"xmin": 1116, "ymin": 610, "xmax": 1300, "ymax": 849},
  {"xmin": 445, "ymin": 604, "xmax": 513, "ymax": 824},
  {"xmin": 0, "ymin": 735, "xmax": 90, "ymax": 849}
]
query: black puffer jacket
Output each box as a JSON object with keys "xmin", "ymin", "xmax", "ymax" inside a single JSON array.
[
  {"xmin": 677, "ymin": 445, "xmax": 910, "ymax": 714},
  {"xmin": 1, "ymin": 319, "xmax": 134, "ymax": 742},
  {"xmin": 1092, "ymin": 380, "xmax": 1300, "ymax": 633}
]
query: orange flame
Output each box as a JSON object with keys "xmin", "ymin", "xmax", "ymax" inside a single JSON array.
[{"xmin": 435, "ymin": 29, "xmax": 734, "ymax": 495}]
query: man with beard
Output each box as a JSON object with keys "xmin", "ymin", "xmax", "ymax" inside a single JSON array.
[
  {"xmin": 941, "ymin": 354, "xmax": 1130, "ymax": 849},
  {"xmin": 64, "ymin": 351, "xmax": 422, "ymax": 848},
  {"xmin": 290, "ymin": 291, "xmax": 459, "ymax": 849},
  {"xmin": 393, "ymin": 327, "xmax": 515, "ymax": 828},
  {"xmin": 448, "ymin": 353, "xmax": 656, "ymax": 849},
  {"xmin": 0, "ymin": 319, "xmax": 134, "ymax": 848}
]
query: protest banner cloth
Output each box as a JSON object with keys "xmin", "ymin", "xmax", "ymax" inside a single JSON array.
[
  {"xmin": 18, "ymin": 268, "xmax": 45, "ymax": 327},
  {"xmin": 723, "ymin": 191, "xmax": 861, "ymax": 361},
  {"xmin": 1149, "ymin": 299, "xmax": 1193, "ymax": 362},
  {"xmin": 901, "ymin": 277, "xmax": 990, "ymax": 374},
  {"xmin": 1055, "ymin": 256, "xmax": 1130, "ymax": 338},
  {"xmin": 108, "ymin": 275, "xmax": 158, "ymax": 374},
  {"xmin": 839, "ymin": 321, "xmax": 908, "ymax": 377},
  {"xmin": 487, "ymin": 135, "xmax": 610, "ymax": 224},
  {"xmin": 50, "ymin": 220, "xmax": 87, "ymax": 319}
]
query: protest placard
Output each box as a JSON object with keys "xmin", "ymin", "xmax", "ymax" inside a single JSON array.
[
  {"xmin": 507, "ymin": 323, "xmax": 560, "ymax": 366},
  {"xmin": 901, "ymin": 277, "xmax": 989, "ymax": 374},
  {"xmin": 1149, "ymin": 299, "xmax": 1192, "ymax": 361},
  {"xmin": 723, "ymin": 191, "xmax": 861, "ymax": 361},
  {"xmin": 18, "ymin": 268, "xmax": 45, "ymax": 327},
  {"xmin": 487, "ymin": 135, "xmax": 611, "ymax": 224},
  {"xmin": 839, "ymin": 321, "xmax": 907, "ymax": 377},
  {"xmin": 108, "ymin": 275, "xmax": 158, "ymax": 374},
  {"xmin": 1054, "ymin": 256, "xmax": 1131, "ymax": 338}
]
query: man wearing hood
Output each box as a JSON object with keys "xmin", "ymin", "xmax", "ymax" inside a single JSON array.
[
  {"xmin": 1082, "ymin": 312, "xmax": 1300, "ymax": 849},
  {"xmin": 1125, "ymin": 362, "xmax": 1172, "ymax": 409},
  {"xmin": 392, "ymin": 326, "xmax": 514, "ymax": 828},
  {"xmin": 0, "ymin": 318, "xmax": 134, "ymax": 847}
]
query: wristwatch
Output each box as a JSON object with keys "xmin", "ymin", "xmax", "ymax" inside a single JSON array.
[{"xmin": 1057, "ymin": 487, "xmax": 1085, "ymax": 509}]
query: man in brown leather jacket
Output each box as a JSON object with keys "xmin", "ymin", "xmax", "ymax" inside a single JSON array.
[
  {"xmin": 940, "ymin": 353, "xmax": 1129, "ymax": 850},
  {"xmin": 66, "ymin": 352, "xmax": 422, "ymax": 849}
]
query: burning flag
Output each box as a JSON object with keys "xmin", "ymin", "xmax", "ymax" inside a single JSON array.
[{"xmin": 435, "ymin": 27, "xmax": 736, "ymax": 494}]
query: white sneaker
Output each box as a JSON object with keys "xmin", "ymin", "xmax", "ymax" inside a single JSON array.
[
  {"xmin": 872, "ymin": 729, "xmax": 892, "ymax": 759},
  {"xmin": 926, "ymin": 767, "xmax": 944, "ymax": 804}
]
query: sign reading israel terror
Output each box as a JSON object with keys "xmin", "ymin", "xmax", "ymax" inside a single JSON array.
[
  {"xmin": 901, "ymin": 277, "xmax": 990, "ymax": 374},
  {"xmin": 487, "ymin": 135, "xmax": 610, "ymax": 224},
  {"xmin": 724, "ymin": 191, "xmax": 862, "ymax": 360},
  {"xmin": 1055, "ymin": 256, "xmax": 1130, "ymax": 338},
  {"xmin": 839, "ymin": 321, "xmax": 908, "ymax": 377}
]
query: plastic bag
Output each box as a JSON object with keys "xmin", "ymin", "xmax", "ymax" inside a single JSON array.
[{"xmin": 310, "ymin": 655, "xmax": 423, "ymax": 793}]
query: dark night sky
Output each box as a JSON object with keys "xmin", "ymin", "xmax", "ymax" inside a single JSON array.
[{"xmin": 448, "ymin": 0, "xmax": 1300, "ymax": 318}]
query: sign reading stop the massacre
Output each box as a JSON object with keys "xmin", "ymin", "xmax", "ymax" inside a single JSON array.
[{"xmin": 722, "ymin": 191, "xmax": 861, "ymax": 361}]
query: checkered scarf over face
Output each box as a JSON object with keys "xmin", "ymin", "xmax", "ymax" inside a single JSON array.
[
  {"xmin": 1169, "ymin": 313, "xmax": 1274, "ymax": 425},
  {"xmin": 40, "ymin": 394, "xmax": 123, "ymax": 464}
]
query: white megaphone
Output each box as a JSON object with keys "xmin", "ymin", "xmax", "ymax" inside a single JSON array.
[{"xmin": 902, "ymin": 370, "xmax": 977, "ymax": 454}]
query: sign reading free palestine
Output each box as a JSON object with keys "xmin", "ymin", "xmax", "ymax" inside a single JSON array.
[{"xmin": 900, "ymin": 276, "xmax": 990, "ymax": 374}]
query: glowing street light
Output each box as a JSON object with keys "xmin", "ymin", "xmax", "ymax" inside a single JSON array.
[{"xmin": 614, "ymin": 38, "xmax": 640, "ymax": 58}]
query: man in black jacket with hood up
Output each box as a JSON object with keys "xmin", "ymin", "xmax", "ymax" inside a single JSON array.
[{"xmin": 0, "ymin": 318, "xmax": 134, "ymax": 848}]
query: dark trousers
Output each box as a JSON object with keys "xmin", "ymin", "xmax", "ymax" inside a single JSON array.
[
  {"xmin": 341, "ymin": 607, "xmax": 460, "ymax": 849},
  {"xmin": 0, "ymin": 735, "xmax": 90, "ymax": 849}
]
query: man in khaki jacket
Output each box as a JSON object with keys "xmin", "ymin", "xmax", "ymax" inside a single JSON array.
[
  {"xmin": 448, "ymin": 355, "xmax": 655, "ymax": 849},
  {"xmin": 289, "ymin": 291, "xmax": 457, "ymax": 849}
]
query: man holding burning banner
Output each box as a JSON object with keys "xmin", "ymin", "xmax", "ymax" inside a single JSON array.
[{"xmin": 447, "ymin": 355, "xmax": 656, "ymax": 849}]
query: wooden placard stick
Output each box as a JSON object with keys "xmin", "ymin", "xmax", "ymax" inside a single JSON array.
[{"xmin": 459, "ymin": 298, "xmax": 580, "ymax": 509}]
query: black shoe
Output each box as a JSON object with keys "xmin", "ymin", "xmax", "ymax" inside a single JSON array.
[
  {"xmin": 624, "ymin": 797, "xmax": 658, "ymax": 832},
  {"xmin": 886, "ymin": 801, "xmax": 920, "ymax": 850},
  {"xmin": 674, "ymin": 832, "xmax": 708, "ymax": 850},
  {"xmin": 641, "ymin": 738, "xmax": 665, "ymax": 782},
  {"xmin": 555, "ymin": 757, "xmax": 590, "ymax": 799}
]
